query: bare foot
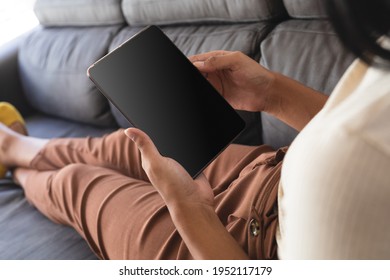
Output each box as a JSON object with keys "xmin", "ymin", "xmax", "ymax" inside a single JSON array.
[
  {"xmin": 0, "ymin": 123, "xmax": 21, "ymax": 166},
  {"xmin": 9, "ymin": 121, "xmax": 28, "ymax": 136},
  {"xmin": 0, "ymin": 123, "xmax": 34, "ymax": 185},
  {"xmin": 0, "ymin": 123, "xmax": 47, "ymax": 169}
]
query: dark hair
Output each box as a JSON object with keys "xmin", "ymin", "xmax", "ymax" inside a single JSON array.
[{"xmin": 326, "ymin": 0, "xmax": 390, "ymax": 68}]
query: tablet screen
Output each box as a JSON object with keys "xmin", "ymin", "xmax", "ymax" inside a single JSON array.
[{"xmin": 88, "ymin": 25, "xmax": 245, "ymax": 178}]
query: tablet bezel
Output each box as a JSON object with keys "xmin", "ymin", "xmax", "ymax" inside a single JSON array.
[{"xmin": 87, "ymin": 25, "xmax": 246, "ymax": 178}]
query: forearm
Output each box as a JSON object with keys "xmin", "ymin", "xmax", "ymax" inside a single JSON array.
[
  {"xmin": 170, "ymin": 202, "xmax": 249, "ymax": 260},
  {"xmin": 264, "ymin": 73, "xmax": 328, "ymax": 131}
]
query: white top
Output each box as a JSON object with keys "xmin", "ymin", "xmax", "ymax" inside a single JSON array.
[{"xmin": 277, "ymin": 54, "xmax": 390, "ymax": 259}]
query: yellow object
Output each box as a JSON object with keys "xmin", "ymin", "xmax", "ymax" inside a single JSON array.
[{"xmin": 0, "ymin": 102, "xmax": 26, "ymax": 178}]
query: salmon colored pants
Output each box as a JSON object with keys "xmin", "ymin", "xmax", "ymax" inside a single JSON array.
[{"xmin": 23, "ymin": 129, "xmax": 285, "ymax": 260}]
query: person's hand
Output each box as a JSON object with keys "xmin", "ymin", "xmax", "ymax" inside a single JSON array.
[
  {"xmin": 189, "ymin": 51, "xmax": 275, "ymax": 112},
  {"xmin": 124, "ymin": 128, "xmax": 249, "ymax": 260},
  {"xmin": 124, "ymin": 128, "xmax": 214, "ymax": 211}
]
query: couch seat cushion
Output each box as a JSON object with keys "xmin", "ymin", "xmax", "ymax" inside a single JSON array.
[{"xmin": 0, "ymin": 183, "xmax": 98, "ymax": 259}]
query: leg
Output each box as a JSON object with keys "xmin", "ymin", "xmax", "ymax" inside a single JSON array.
[
  {"xmin": 15, "ymin": 164, "xmax": 187, "ymax": 260},
  {"xmin": 2, "ymin": 122, "xmax": 273, "ymax": 184},
  {"xmin": 1, "ymin": 125, "xmax": 147, "ymax": 181},
  {"xmin": 0, "ymin": 123, "xmax": 48, "ymax": 168},
  {"xmin": 49, "ymin": 129, "xmax": 146, "ymax": 178},
  {"xmin": 15, "ymin": 143, "xmax": 284, "ymax": 260},
  {"xmin": 27, "ymin": 129, "xmax": 271, "ymax": 183},
  {"xmin": 30, "ymin": 129, "xmax": 149, "ymax": 180},
  {"xmin": 203, "ymin": 144, "xmax": 276, "ymax": 194},
  {"xmin": 0, "ymin": 104, "xmax": 139, "ymax": 177}
]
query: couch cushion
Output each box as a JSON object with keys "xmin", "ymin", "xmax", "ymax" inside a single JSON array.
[
  {"xmin": 18, "ymin": 26, "xmax": 122, "ymax": 127},
  {"xmin": 122, "ymin": 0, "xmax": 287, "ymax": 26},
  {"xmin": 260, "ymin": 20, "xmax": 356, "ymax": 148},
  {"xmin": 0, "ymin": 184, "xmax": 98, "ymax": 259},
  {"xmin": 25, "ymin": 113, "xmax": 117, "ymax": 139},
  {"xmin": 34, "ymin": 0, "xmax": 125, "ymax": 26},
  {"xmin": 108, "ymin": 23, "xmax": 274, "ymax": 145},
  {"xmin": 283, "ymin": 0, "xmax": 328, "ymax": 19},
  {"xmin": 0, "ymin": 35, "xmax": 34, "ymax": 117}
]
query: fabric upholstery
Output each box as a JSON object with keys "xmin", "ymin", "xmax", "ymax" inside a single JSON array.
[
  {"xmin": 18, "ymin": 26, "xmax": 122, "ymax": 127},
  {"xmin": 25, "ymin": 113, "xmax": 117, "ymax": 139},
  {"xmin": 34, "ymin": 0, "xmax": 125, "ymax": 26},
  {"xmin": 110, "ymin": 24, "xmax": 273, "ymax": 58},
  {"xmin": 0, "ymin": 184, "xmax": 98, "ymax": 260},
  {"xmin": 260, "ymin": 20, "xmax": 356, "ymax": 148},
  {"xmin": 122, "ymin": 0, "xmax": 287, "ymax": 26},
  {"xmin": 283, "ymin": 0, "xmax": 328, "ymax": 19},
  {"xmin": 0, "ymin": 36, "xmax": 33, "ymax": 117}
]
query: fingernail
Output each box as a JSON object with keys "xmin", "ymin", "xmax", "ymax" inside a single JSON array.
[
  {"xmin": 193, "ymin": 61, "xmax": 205, "ymax": 68},
  {"xmin": 125, "ymin": 129, "xmax": 136, "ymax": 141}
]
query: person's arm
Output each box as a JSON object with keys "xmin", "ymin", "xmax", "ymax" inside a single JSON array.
[
  {"xmin": 190, "ymin": 51, "xmax": 328, "ymax": 131},
  {"xmin": 170, "ymin": 199, "xmax": 249, "ymax": 260},
  {"xmin": 125, "ymin": 128, "xmax": 249, "ymax": 259},
  {"xmin": 265, "ymin": 73, "xmax": 328, "ymax": 131}
]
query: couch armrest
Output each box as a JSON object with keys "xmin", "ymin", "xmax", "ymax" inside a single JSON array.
[{"xmin": 0, "ymin": 34, "xmax": 33, "ymax": 116}]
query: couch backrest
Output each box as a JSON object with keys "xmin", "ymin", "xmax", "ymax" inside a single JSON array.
[
  {"xmin": 20, "ymin": 0, "xmax": 288, "ymax": 142},
  {"xmin": 283, "ymin": 0, "xmax": 328, "ymax": 19},
  {"xmin": 19, "ymin": 0, "xmax": 126, "ymax": 127},
  {"xmin": 121, "ymin": 0, "xmax": 287, "ymax": 26},
  {"xmin": 18, "ymin": 0, "xmax": 355, "ymax": 148},
  {"xmin": 34, "ymin": 0, "xmax": 125, "ymax": 26},
  {"xmin": 18, "ymin": 25, "xmax": 122, "ymax": 127},
  {"xmin": 256, "ymin": 1, "xmax": 356, "ymax": 148},
  {"xmin": 260, "ymin": 20, "xmax": 355, "ymax": 148}
]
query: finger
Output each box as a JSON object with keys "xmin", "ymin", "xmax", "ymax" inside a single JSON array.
[
  {"xmin": 195, "ymin": 52, "xmax": 242, "ymax": 73},
  {"xmin": 193, "ymin": 61, "xmax": 205, "ymax": 68},
  {"xmin": 124, "ymin": 128, "xmax": 161, "ymax": 163},
  {"xmin": 188, "ymin": 50, "xmax": 232, "ymax": 63}
]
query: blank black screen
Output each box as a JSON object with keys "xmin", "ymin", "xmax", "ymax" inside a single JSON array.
[{"xmin": 88, "ymin": 26, "xmax": 245, "ymax": 178}]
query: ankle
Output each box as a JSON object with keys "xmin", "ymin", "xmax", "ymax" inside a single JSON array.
[
  {"xmin": 1, "ymin": 123, "xmax": 48, "ymax": 169},
  {"xmin": 0, "ymin": 129, "xmax": 17, "ymax": 166}
]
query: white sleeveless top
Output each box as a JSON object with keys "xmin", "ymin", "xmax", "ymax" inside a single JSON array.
[{"xmin": 277, "ymin": 53, "xmax": 390, "ymax": 259}]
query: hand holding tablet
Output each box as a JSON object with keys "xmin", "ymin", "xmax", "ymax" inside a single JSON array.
[{"xmin": 88, "ymin": 26, "xmax": 245, "ymax": 178}]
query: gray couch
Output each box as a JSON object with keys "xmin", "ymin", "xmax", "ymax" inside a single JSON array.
[{"xmin": 0, "ymin": 0, "xmax": 355, "ymax": 259}]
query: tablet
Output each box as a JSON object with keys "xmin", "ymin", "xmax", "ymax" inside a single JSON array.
[{"xmin": 87, "ymin": 25, "xmax": 245, "ymax": 178}]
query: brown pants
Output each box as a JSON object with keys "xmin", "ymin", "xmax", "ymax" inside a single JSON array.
[{"xmin": 23, "ymin": 129, "xmax": 285, "ymax": 260}]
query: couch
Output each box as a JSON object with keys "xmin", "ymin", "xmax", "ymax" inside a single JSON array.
[{"xmin": 0, "ymin": 0, "xmax": 355, "ymax": 259}]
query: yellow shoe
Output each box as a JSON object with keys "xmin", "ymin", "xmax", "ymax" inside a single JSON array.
[{"xmin": 0, "ymin": 102, "xmax": 27, "ymax": 179}]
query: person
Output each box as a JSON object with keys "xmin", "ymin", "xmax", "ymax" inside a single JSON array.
[{"xmin": 0, "ymin": 0, "xmax": 389, "ymax": 259}]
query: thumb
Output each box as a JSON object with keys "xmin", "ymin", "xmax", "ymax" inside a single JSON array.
[{"xmin": 124, "ymin": 128, "xmax": 160, "ymax": 161}]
